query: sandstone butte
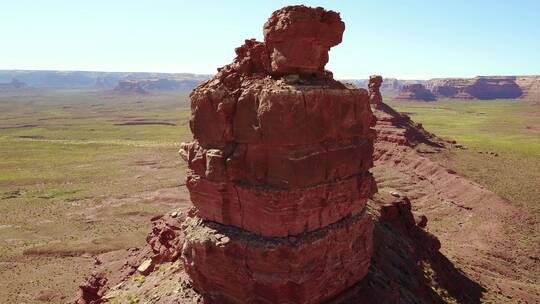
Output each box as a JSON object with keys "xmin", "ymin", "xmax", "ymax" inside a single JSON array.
[
  {"xmin": 395, "ymin": 83, "xmax": 437, "ymax": 101},
  {"xmin": 396, "ymin": 76, "xmax": 526, "ymax": 102},
  {"xmin": 178, "ymin": 5, "xmax": 377, "ymax": 304},
  {"xmin": 424, "ymin": 76, "xmax": 523, "ymax": 100}
]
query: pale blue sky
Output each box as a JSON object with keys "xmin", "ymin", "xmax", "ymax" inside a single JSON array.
[{"xmin": 1, "ymin": 0, "xmax": 539, "ymax": 79}]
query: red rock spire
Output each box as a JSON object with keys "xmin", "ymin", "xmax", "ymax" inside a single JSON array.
[{"xmin": 180, "ymin": 5, "xmax": 376, "ymax": 303}]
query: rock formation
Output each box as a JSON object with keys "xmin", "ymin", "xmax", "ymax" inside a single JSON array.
[
  {"xmin": 179, "ymin": 5, "xmax": 376, "ymax": 303},
  {"xmin": 113, "ymin": 80, "xmax": 148, "ymax": 94},
  {"xmin": 368, "ymin": 75, "xmax": 383, "ymax": 107},
  {"xmin": 425, "ymin": 76, "xmax": 523, "ymax": 99},
  {"xmin": 112, "ymin": 78, "xmax": 207, "ymax": 94},
  {"xmin": 395, "ymin": 83, "xmax": 437, "ymax": 101}
]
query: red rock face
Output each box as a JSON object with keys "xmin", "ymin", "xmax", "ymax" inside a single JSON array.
[
  {"xmin": 182, "ymin": 211, "xmax": 374, "ymax": 304},
  {"xmin": 186, "ymin": 171, "xmax": 375, "ymax": 237},
  {"xmin": 180, "ymin": 5, "xmax": 375, "ymax": 303},
  {"xmin": 368, "ymin": 75, "xmax": 383, "ymax": 105},
  {"xmin": 263, "ymin": 6, "xmax": 344, "ymax": 76}
]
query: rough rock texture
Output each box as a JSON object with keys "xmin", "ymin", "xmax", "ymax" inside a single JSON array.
[
  {"xmin": 185, "ymin": 170, "xmax": 375, "ymax": 237},
  {"xmin": 75, "ymin": 273, "xmax": 108, "ymax": 304},
  {"xmin": 395, "ymin": 83, "xmax": 437, "ymax": 101},
  {"xmin": 425, "ymin": 76, "xmax": 523, "ymax": 100},
  {"xmin": 180, "ymin": 5, "xmax": 376, "ymax": 303},
  {"xmin": 368, "ymin": 75, "xmax": 383, "ymax": 106},
  {"xmin": 79, "ymin": 196, "xmax": 478, "ymax": 304},
  {"xmin": 182, "ymin": 211, "xmax": 373, "ymax": 304},
  {"xmin": 76, "ymin": 101, "xmax": 539, "ymax": 303},
  {"xmin": 263, "ymin": 6, "xmax": 345, "ymax": 76}
]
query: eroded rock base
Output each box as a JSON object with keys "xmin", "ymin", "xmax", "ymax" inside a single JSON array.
[{"xmin": 181, "ymin": 211, "xmax": 374, "ymax": 304}]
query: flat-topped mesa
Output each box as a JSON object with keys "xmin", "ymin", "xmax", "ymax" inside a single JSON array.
[
  {"xmin": 181, "ymin": 5, "xmax": 375, "ymax": 303},
  {"xmin": 395, "ymin": 83, "xmax": 437, "ymax": 101}
]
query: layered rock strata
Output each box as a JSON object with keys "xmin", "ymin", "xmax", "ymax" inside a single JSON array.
[
  {"xmin": 424, "ymin": 76, "xmax": 523, "ymax": 100},
  {"xmin": 179, "ymin": 5, "xmax": 376, "ymax": 303},
  {"xmin": 395, "ymin": 83, "xmax": 437, "ymax": 101}
]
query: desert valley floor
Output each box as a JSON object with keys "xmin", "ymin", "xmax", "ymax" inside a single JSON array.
[{"xmin": 0, "ymin": 90, "xmax": 538, "ymax": 303}]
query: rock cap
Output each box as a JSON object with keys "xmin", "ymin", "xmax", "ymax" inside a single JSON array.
[{"xmin": 263, "ymin": 5, "xmax": 345, "ymax": 76}]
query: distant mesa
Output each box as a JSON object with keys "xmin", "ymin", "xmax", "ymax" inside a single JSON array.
[
  {"xmin": 0, "ymin": 78, "xmax": 28, "ymax": 90},
  {"xmin": 395, "ymin": 83, "xmax": 437, "ymax": 101},
  {"xmin": 1, "ymin": 70, "xmax": 538, "ymax": 100},
  {"xmin": 425, "ymin": 76, "xmax": 523, "ymax": 100},
  {"xmin": 392, "ymin": 76, "xmax": 534, "ymax": 102},
  {"xmin": 111, "ymin": 78, "xmax": 206, "ymax": 94},
  {"xmin": 0, "ymin": 70, "xmax": 211, "ymax": 91}
]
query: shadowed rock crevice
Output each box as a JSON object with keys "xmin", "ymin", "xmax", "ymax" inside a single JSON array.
[{"xmin": 328, "ymin": 194, "xmax": 485, "ymax": 304}]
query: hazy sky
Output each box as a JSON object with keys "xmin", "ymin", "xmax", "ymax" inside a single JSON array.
[{"xmin": 1, "ymin": 0, "xmax": 539, "ymax": 79}]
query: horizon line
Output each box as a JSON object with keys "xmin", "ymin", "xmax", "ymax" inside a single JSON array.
[{"xmin": 1, "ymin": 68, "xmax": 539, "ymax": 81}]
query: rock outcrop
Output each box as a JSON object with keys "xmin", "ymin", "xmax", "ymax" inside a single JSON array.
[
  {"xmin": 395, "ymin": 83, "xmax": 437, "ymax": 101},
  {"xmin": 425, "ymin": 76, "xmax": 523, "ymax": 100},
  {"xmin": 263, "ymin": 6, "xmax": 345, "ymax": 76},
  {"xmin": 368, "ymin": 75, "xmax": 383, "ymax": 107},
  {"xmin": 180, "ymin": 5, "xmax": 376, "ymax": 303}
]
